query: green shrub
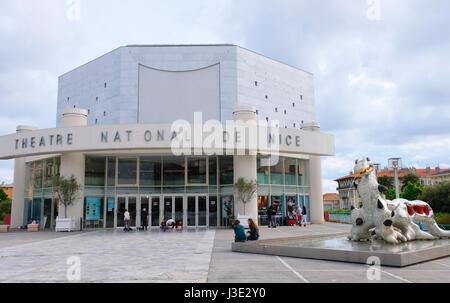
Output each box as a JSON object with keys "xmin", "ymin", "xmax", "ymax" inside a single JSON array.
[
  {"xmin": 0, "ymin": 199, "xmax": 12, "ymax": 220},
  {"xmin": 434, "ymin": 212, "xmax": 450, "ymax": 224},
  {"xmin": 327, "ymin": 209, "xmax": 352, "ymax": 215}
]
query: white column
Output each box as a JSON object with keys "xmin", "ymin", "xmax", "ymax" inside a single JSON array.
[
  {"xmin": 10, "ymin": 125, "xmax": 37, "ymax": 228},
  {"xmin": 232, "ymin": 106, "xmax": 258, "ymax": 222},
  {"xmin": 59, "ymin": 108, "xmax": 88, "ymax": 229},
  {"xmin": 301, "ymin": 122, "xmax": 325, "ymax": 224}
]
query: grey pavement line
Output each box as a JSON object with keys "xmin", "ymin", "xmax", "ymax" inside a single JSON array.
[
  {"xmin": 275, "ymin": 256, "xmax": 309, "ymax": 283},
  {"xmin": 431, "ymin": 260, "xmax": 450, "ymax": 268},
  {"xmin": 376, "ymin": 268, "xmax": 412, "ymax": 283},
  {"xmin": 0, "ymin": 231, "xmax": 98, "ymax": 251}
]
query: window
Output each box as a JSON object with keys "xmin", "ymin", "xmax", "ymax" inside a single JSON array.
[
  {"xmin": 270, "ymin": 159, "xmax": 283, "ymax": 185},
  {"xmin": 107, "ymin": 157, "xmax": 116, "ymax": 186},
  {"xmin": 257, "ymin": 157, "xmax": 269, "ymax": 184},
  {"xmin": 88, "ymin": 109, "xmax": 90, "ymax": 114},
  {"xmin": 292, "ymin": 102, "xmax": 295, "ymax": 107},
  {"xmin": 293, "ymin": 123, "xmax": 296, "ymax": 128},
  {"xmin": 265, "ymin": 95, "xmax": 268, "ymax": 99},
  {"xmin": 73, "ymin": 105, "xmax": 76, "ymax": 108},
  {"xmin": 266, "ymin": 117, "xmax": 269, "ymax": 122},
  {"xmin": 219, "ymin": 157, "xmax": 233, "ymax": 185},
  {"xmin": 209, "ymin": 157, "xmax": 217, "ymax": 185},
  {"xmin": 95, "ymin": 119, "xmax": 98, "ymax": 124},
  {"xmin": 275, "ymin": 108, "xmax": 278, "ymax": 112},
  {"xmin": 104, "ymin": 82, "xmax": 107, "ymax": 88},
  {"xmin": 300, "ymin": 95, "xmax": 303, "ymax": 100},
  {"xmin": 96, "ymin": 97, "xmax": 98, "ymax": 101},
  {"xmin": 255, "ymin": 81, "xmax": 258, "ymax": 86},
  {"xmin": 103, "ymin": 111, "xmax": 106, "ymax": 116},
  {"xmin": 67, "ymin": 97, "xmax": 69, "ymax": 102},
  {"xmin": 85, "ymin": 156, "xmax": 106, "ymax": 186},
  {"xmin": 163, "ymin": 157, "xmax": 185, "ymax": 185},
  {"xmin": 284, "ymin": 158, "xmax": 296, "ymax": 185},
  {"xmin": 284, "ymin": 110, "xmax": 287, "ymax": 114},
  {"xmin": 256, "ymin": 109, "xmax": 259, "ymax": 115},
  {"xmin": 140, "ymin": 157, "xmax": 161, "ymax": 186},
  {"xmin": 117, "ymin": 158, "xmax": 137, "ymax": 185},
  {"xmin": 187, "ymin": 157, "xmax": 207, "ymax": 184}
]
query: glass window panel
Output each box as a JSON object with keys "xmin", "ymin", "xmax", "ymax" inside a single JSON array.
[
  {"xmin": 298, "ymin": 159, "xmax": 310, "ymax": 186},
  {"xmin": 187, "ymin": 158, "xmax": 207, "ymax": 184},
  {"xmin": 209, "ymin": 196, "xmax": 217, "ymax": 227},
  {"xmin": 258, "ymin": 195, "xmax": 269, "ymax": 226},
  {"xmin": 164, "ymin": 196, "xmax": 173, "ymax": 220},
  {"xmin": 163, "ymin": 157, "xmax": 185, "ymax": 185},
  {"xmin": 284, "ymin": 158, "xmax": 297, "ymax": 185},
  {"xmin": 107, "ymin": 157, "xmax": 116, "ymax": 186},
  {"xmin": 198, "ymin": 196, "xmax": 207, "ymax": 226},
  {"xmin": 151, "ymin": 197, "xmax": 160, "ymax": 226},
  {"xmin": 116, "ymin": 197, "xmax": 126, "ymax": 226},
  {"xmin": 140, "ymin": 156, "xmax": 161, "ymax": 186},
  {"xmin": 219, "ymin": 157, "xmax": 233, "ymax": 185},
  {"xmin": 270, "ymin": 159, "xmax": 284, "ymax": 185},
  {"xmin": 33, "ymin": 161, "xmax": 43, "ymax": 188},
  {"xmin": 221, "ymin": 195, "xmax": 234, "ymax": 227},
  {"xmin": 257, "ymin": 157, "xmax": 269, "ymax": 184},
  {"xmin": 85, "ymin": 157, "xmax": 106, "ymax": 186},
  {"xmin": 187, "ymin": 196, "xmax": 196, "ymax": 226},
  {"xmin": 117, "ymin": 158, "xmax": 137, "ymax": 185},
  {"xmin": 175, "ymin": 196, "xmax": 183, "ymax": 223},
  {"xmin": 209, "ymin": 157, "xmax": 217, "ymax": 185}
]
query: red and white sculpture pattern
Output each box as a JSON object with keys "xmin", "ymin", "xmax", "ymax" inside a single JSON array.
[{"xmin": 348, "ymin": 157, "xmax": 450, "ymax": 244}]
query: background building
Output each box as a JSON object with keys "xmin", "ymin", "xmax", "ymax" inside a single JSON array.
[
  {"xmin": 323, "ymin": 193, "xmax": 339, "ymax": 211},
  {"xmin": 0, "ymin": 182, "xmax": 13, "ymax": 199},
  {"xmin": 335, "ymin": 165, "xmax": 449, "ymax": 209}
]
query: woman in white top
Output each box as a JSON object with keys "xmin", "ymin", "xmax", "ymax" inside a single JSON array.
[{"xmin": 124, "ymin": 208, "xmax": 131, "ymax": 231}]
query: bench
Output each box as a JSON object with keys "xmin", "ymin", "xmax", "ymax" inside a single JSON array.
[
  {"xmin": 0, "ymin": 225, "xmax": 10, "ymax": 232},
  {"xmin": 27, "ymin": 224, "xmax": 40, "ymax": 232}
]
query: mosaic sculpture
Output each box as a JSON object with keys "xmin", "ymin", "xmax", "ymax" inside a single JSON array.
[{"xmin": 348, "ymin": 157, "xmax": 450, "ymax": 244}]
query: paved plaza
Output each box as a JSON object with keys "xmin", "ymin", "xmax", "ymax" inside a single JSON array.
[{"xmin": 1, "ymin": 223, "xmax": 450, "ymax": 283}]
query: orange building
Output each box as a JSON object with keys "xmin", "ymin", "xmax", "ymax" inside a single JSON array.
[{"xmin": 0, "ymin": 182, "xmax": 13, "ymax": 199}]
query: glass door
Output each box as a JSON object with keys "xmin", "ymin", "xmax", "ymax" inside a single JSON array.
[
  {"xmin": 187, "ymin": 196, "xmax": 196, "ymax": 227},
  {"xmin": 164, "ymin": 196, "xmax": 173, "ymax": 221},
  {"xmin": 198, "ymin": 196, "xmax": 207, "ymax": 227},
  {"xmin": 151, "ymin": 196, "xmax": 160, "ymax": 227},
  {"xmin": 140, "ymin": 196, "xmax": 150, "ymax": 228},
  {"xmin": 186, "ymin": 195, "xmax": 209, "ymax": 227},
  {"xmin": 116, "ymin": 196, "xmax": 137, "ymax": 227},
  {"xmin": 174, "ymin": 196, "xmax": 183, "ymax": 225}
]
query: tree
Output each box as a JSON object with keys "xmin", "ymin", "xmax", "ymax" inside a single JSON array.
[
  {"xmin": 418, "ymin": 181, "xmax": 450, "ymax": 213},
  {"xmin": 400, "ymin": 173, "xmax": 420, "ymax": 191},
  {"xmin": 385, "ymin": 188, "xmax": 396, "ymax": 200},
  {"xmin": 51, "ymin": 175, "xmax": 81, "ymax": 218},
  {"xmin": 400, "ymin": 182, "xmax": 423, "ymax": 201},
  {"xmin": 234, "ymin": 178, "xmax": 257, "ymax": 216},
  {"xmin": 0, "ymin": 188, "xmax": 8, "ymax": 201},
  {"xmin": 377, "ymin": 176, "xmax": 394, "ymax": 189}
]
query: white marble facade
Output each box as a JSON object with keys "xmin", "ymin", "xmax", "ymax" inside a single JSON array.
[{"xmin": 56, "ymin": 45, "xmax": 315, "ymax": 128}]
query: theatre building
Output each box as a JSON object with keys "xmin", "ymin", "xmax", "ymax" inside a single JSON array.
[{"xmin": 0, "ymin": 45, "xmax": 334, "ymax": 230}]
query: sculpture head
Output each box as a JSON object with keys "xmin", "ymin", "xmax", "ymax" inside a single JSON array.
[{"xmin": 354, "ymin": 157, "xmax": 373, "ymax": 176}]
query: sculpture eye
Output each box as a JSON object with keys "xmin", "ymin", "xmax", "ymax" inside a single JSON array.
[{"xmin": 366, "ymin": 157, "xmax": 370, "ymax": 161}]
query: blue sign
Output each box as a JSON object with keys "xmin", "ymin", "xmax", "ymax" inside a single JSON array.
[
  {"xmin": 85, "ymin": 197, "xmax": 101, "ymax": 220},
  {"xmin": 107, "ymin": 199, "xmax": 114, "ymax": 211}
]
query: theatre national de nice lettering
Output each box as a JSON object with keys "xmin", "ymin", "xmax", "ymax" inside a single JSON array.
[{"xmin": 0, "ymin": 44, "xmax": 334, "ymax": 231}]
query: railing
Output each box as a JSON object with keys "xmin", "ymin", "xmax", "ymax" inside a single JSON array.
[{"xmin": 325, "ymin": 212, "xmax": 351, "ymax": 224}]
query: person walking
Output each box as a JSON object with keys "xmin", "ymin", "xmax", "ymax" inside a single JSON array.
[
  {"xmin": 141, "ymin": 207, "xmax": 149, "ymax": 231},
  {"xmin": 247, "ymin": 218, "xmax": 260, "ymax": 241},
  {"xmin": 233, "ymin": 220, "xmax": 247, "ymax": 242},
  {"xmin": 267, "ymin": 205, "xmax": 273, "ymax": 228},
  {"xmin": 124, "ymin": 208, "xmax": 131, "ymax": 232},
  {"xmin": 301, "ymin": 206, "xmax": 307, "ymax": 227},
  {"xmin": 270, "ymin": 203, "xmax": 278, "ymax": 228},
  {"xmin": 160, "ymin": 218, "xmax": 167, "ymax": 232}
]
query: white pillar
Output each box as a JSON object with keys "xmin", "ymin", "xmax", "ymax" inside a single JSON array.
[
  {"xmin": 232, "ymin": 106, "xmax": 258, "ymax": 222},
  {"xmin": 10, "ymin": 125, "xmax": 37, "ymax": 228},
  {"xmin": 301, "ymin": 122, "xmax": 325, "ymax": 224},
  {"xmin": 59, "ymin": 108, "xmax": 88, "ymax": 229}
]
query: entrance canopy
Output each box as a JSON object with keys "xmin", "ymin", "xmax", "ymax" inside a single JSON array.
[{"xmin": 0, "ymin": 123, "xmax": 334, "ymax": 160}]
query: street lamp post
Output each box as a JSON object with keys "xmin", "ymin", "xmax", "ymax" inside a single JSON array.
[{"xmin": 388, "ymin": 158, "xmax": 402, "ymax": 199}]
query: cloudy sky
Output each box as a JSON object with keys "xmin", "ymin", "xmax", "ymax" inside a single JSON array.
[{"xmin": 0, "ymin": 0, "xmax": 449, "ymax": 193}]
